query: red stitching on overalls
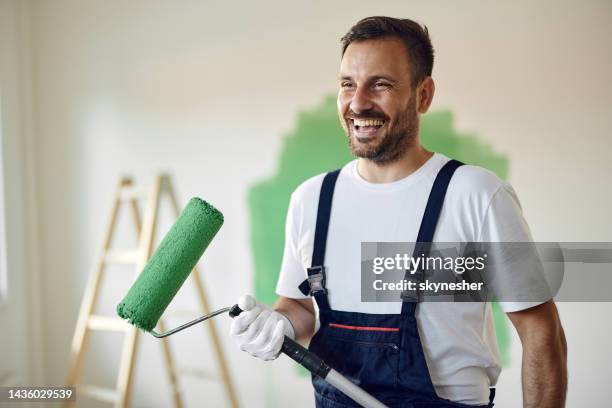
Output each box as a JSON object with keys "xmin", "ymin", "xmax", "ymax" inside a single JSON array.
[{"xmin": 328, "ymin": 323, "xmax": 400, "ymax": 332}]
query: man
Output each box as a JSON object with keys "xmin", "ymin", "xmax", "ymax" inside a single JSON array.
[{"xmin": 230, "ymin": 17, "xmax": 567, "ymax": 408}]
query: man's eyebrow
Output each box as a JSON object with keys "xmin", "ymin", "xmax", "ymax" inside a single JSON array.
[
  {"xmin": 338, "ymin": 75, "xmax": 397, "ymax": 82},
  {"xmin": 370, "ymin": 75, "xmax": 396, "ymax": 82}
]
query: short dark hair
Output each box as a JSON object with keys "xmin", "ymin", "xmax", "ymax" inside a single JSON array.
[{"xmin": 341, "ymin": 16, "xmax": 434, "ymax": 86}]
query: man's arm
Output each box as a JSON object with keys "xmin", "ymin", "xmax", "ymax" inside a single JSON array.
[
  {"xmin": 507, "ymin": 300, "xmax": 567, "ymax": 408},
  {"xmin": 274, "ymin": 296, "xmax": 316, "ymax": 343}
]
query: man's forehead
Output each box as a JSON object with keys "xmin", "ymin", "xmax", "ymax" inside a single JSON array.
[{"xmin": 339, "ymin": 37, "xmax": 411, "ymax": 80}]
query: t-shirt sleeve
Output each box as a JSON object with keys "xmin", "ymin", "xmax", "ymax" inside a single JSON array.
[
  {"xmin": 275, "ymin": 192, "xmax": 310, "ymax": 299},
  {"xmin": 479, "ymin": 183, "xmax": 552, "ymax": 313}
]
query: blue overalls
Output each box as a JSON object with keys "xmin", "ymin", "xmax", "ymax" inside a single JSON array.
[{"xmin": 298, "ymin": 160, "xmax": 495, "ymax": 408}]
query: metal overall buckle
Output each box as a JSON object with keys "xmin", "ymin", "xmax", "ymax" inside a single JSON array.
[
  {"xmin": 306, "ymin": 266, "xmax": 327, "ymax": 296},
  {"xmin": 400, "ymin": 268, "xmax": 423, "ymax": 303}
]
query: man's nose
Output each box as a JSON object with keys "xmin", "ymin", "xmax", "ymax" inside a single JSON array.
[{"xmin": 349, "ymin": 87, "xmax": 374, "ymax": 114}]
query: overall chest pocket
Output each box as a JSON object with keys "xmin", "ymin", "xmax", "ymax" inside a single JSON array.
[{"xmin": 317, "ymin": 322, "xmax": 401, "ymax": 393}]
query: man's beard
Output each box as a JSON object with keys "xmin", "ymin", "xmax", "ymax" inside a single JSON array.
[{"xmin": 346, "ymin": 96, "xmax": 418, "ymax": 165}]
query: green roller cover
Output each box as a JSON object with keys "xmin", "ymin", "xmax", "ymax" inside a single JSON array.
[{"xmin": 116, "ymin": 197, "xmax": 223, "ymax": 331}]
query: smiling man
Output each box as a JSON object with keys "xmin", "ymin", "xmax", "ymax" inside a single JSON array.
[
  {"xmin": 230, "ymin": 17, "xmax": 567, "ymax": 408},
  {"xmin": 339, "ymin": 36, "xmax": 422, "ymax": 169}
]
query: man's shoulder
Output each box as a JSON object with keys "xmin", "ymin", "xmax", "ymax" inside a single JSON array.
[
  {"xmin": 450, "ymin": 162, "xmax": 510, "ymax": 199},
  {"xmin": 290, "ymin": 165, "xmax": 349, "ymax": 204},
  {"xmin": 292, "ymin": 173, "xmax": 324, "ymax": 197}
]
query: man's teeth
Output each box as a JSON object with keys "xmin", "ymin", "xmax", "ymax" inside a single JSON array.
[{"xmin": 353, "ymin": 119, "xmax": 384, "ymax": 127}]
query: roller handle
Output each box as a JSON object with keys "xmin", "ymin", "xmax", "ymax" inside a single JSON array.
[
  {"xmin": 228, "ymin": 304, "xmax": 331, "ymax": 378},
  {"xmin": 228, "ymin": 304, "xmax": 388, "ymax": 408}
]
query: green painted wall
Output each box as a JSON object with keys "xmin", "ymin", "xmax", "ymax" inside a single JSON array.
[{"xmin": 248, "ymin": 95, "xmax": 511, "ymax": 365}]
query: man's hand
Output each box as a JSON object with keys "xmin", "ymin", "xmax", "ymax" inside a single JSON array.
[
  {"xmin": 508, "ymin": 300, "xmax": 568, "ymax": 408},
  {"xmin": 230, "ymin": 295, "xmax": 295, "ymax": 361}
]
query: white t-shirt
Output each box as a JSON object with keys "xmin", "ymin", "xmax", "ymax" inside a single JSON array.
[{"xmin": 276, "ymin": 153, "xmax": 545, "ymax": 405}]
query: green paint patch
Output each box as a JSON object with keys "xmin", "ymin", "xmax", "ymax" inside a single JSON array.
[
  {"xmin": 248, "ymin": 96, "xmax": 353, "ymax": 307},
  {"xmin": 248, "ymin": 95, "xmax": 512, "ymax": 367}
]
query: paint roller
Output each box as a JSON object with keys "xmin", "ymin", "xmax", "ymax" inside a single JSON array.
[{"xmin": 116, "ymin": 197, "xmax": 387, "ymax": 408}]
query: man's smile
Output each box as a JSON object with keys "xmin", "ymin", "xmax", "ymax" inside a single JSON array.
[{"xmin": 349, "ymin": 118, "xmax": 387, "ymax": 140}]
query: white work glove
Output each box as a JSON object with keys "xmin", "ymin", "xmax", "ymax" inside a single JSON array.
[{"xmin": 230, "ymin": 295, "xmax": 295, "ymax": 361}]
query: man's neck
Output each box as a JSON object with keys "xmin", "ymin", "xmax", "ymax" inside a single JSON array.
[{"xmin": 357, "ymin": 146, "xmax": 434, "ymax": 183}]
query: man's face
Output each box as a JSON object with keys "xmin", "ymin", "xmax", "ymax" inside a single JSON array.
[{"xmin": 338, "ymin": 37, "xmax": 420, "ymax": 164}]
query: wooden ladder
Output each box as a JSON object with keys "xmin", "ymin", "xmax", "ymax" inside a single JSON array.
[{"xmin": 64, "ymin": 175, "xmax": 239, "ymax": 408}]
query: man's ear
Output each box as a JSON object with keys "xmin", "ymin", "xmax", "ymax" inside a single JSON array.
[{"xmin": 417, "ymin": 77, "xmax": 435, "ymax": 114}]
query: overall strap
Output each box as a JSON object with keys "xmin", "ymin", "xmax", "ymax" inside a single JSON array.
[
  {"xmin": 488, "ymin": 387, "xmax": 496, "ymax": 407},
  {"xmin": 297, "ymin": 169, "xmax": 341, "ymax": 311},
  {"xmin": 312, "ymin": 170, "xmax": 341, "ymax": 268},
  {"xmin": 401, "ymin": 159, "xmax": 464, "ymax": 315}
]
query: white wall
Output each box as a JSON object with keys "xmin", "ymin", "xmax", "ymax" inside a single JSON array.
[
  {"xmin": 3, "ymin": 0, "xmax": 611, "ymax": 406},
  {"xmin": 0, "ymin": 0, "xmax": 44, "ymax": 388}
]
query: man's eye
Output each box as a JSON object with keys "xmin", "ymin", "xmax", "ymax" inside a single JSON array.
[
  {"xmin": 374, "ymin": 82, "xmax": 391, "ymax": 89},
  {"xmin": 341, "ymin": 82, "xmax": 354, "ymax": 89}
]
